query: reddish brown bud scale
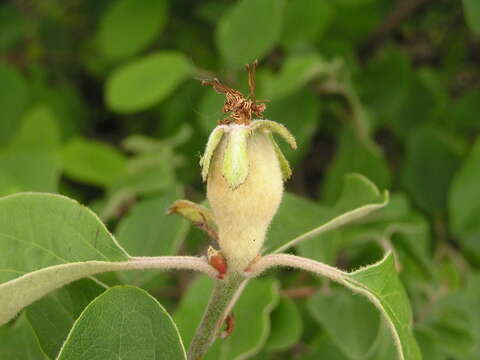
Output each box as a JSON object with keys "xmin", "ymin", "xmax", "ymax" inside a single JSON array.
[
  {"xmin": 207, "ymin": 247, "xmax": 227, "ymax": 279},
  {"xmin": 220, "ymin": 314, "xmax": 235, "ymax": 339}
]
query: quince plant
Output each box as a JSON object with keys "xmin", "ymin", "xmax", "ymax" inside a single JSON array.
[{"xmin": 0, "ymin": 63, "xmax": 421, "ymax": 360}]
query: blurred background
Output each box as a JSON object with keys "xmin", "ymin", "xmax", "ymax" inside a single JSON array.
[{"xmin": 1, "ymin": 0, "xmax": 480, "ymax": 359}]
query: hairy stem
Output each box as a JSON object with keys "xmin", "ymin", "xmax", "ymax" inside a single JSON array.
[
  {"xmin": 0, "ymin": 256, "xmax": 217, "ymax": 326},
  {"xmin": 187, "ymin": 274, "xmax": 246, "ymax": 360},
  {"xmin": 247, "ymin": 254, "xmax": 347, "ymax": 282}
]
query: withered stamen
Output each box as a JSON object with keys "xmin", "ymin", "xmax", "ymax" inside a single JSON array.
[{"xmin": 202, "ymin": 61, "xmax": 266, "ymax": 125}]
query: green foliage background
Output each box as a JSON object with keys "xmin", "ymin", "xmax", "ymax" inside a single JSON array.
[{"xmin": 0, "ymin": 0, "xmax": 479, "ymax": 359}]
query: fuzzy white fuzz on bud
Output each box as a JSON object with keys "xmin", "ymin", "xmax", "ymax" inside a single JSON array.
[{"xmin": 201, "ymin": 121, "xmax": 296, "ymax": 272}]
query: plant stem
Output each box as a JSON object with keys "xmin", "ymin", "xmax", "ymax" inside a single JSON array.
[{"xmin": 187, "ymin": 274, "xmax": 246, "ymax": 360}]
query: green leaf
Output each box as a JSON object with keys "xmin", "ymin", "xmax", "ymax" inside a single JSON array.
[
  {"xmin": 116, "ymin": 193, "xmax": 188, "ymax": 285},
  {"xmin": 29, "ymin": 80, "xmax": 87, "ymax": 140},
  {"xmin": 267, "ymin": 174, "xmax": 388, "ymax": 253},
  {"xmin": 308, "ymin": 287, "xmax": 381, "ymax": 358},
  {"xmin": 216, "ymin": 0, "xmax": 285, "ymax": 67},
  {"xmin": 463, "ymin": 0, "xmax": 480, "ymax": 35},
  {"xmin": 97, "ymin": 0, "xmax": 168, "ymax": 59},
  {"xmin": 281, "ymin": 0, "xmax": 333, "ymax": 48},
  {"xmin": 0, "ymin": 4, "xmax": 26, "ymax": 52},
  {"xmin": 345, "ymin": 253, "xmax": 422, "ymax": 360},
  {"xmin": 205, "ymin": 278, "xmax": 279, "ymax": 360},
  {"xmin": 0, "ymin": 315, "xmax": 47, "ymax": 360},
  {"xmin": 258, "ymin": 252, "xmax": 421, "ymax": 360},
  {"xmin": 304, "ymin": 334, "xmax": 351, "ymax": 360},
  {"xmin": 175, "ymin": 276, "xmax": 279, "ymax": 359},
  {"xmin": 197, "ymin": 90, "xmax": 226, "ymax": 135},
  {"xmin": 321, "ymin": 127, "xmax": 391, "ymax": 204},
  {"xmin": 174, "ymin": 276, "xmax": 214, "ymax": 348},
  {"xmin": 416, "ymin": 294, "xmax": 475, "ymax": 358},
  {"xmin": 270, "ymin": 54, "xmax": 330, "ymax": 100},
  {"xmin": 26, "ymin": 279, "xmax": 106, "ymax": 358},
  {"xmin": 264, "ymin": 297, "xmax": 302, "ymax": 352},
  {"xmin": 109, "ymin": 153, "xmax": 176, "ymax": 196},
  {"xmin": 0, "ymin": 192, "xmax": 216, "ymax": 326},
  {"xmin": 0, "ymin": 193, "xmax": 129, "ymax": 325},
  {"xmin": 449, "ymin": 137, "xmax": 480, "ymax": 260},
  {"xmin": 0, "ymin": 106, "xmax": 61, "ymax": 193},
  {"xmin": 264, "ymin": 90, "xmax": 320, "ymax": 164},
  {"xmin": 106, "ymin": 51, "xmax": 192, "ymax": 113},
  {"xmin": 402, "ymin": 125, "xmax": 463, "ymax": 214},
  {"xmin": 62, "ymin": 137, "xmax": 127, "ymax": 187},
  {"xmin": 10, "ymin": 106, "xmax": 60, "ymax": 149},
  {"xmin": 57, "ymin": 286, "xmax": 186, "ymax": 360},
  {"xmin": 0, "ymin": 63, "xmax": 28, "ymax": 145},
  {"xmin": 357, "ymin": 48, "xmax": 411, "ymax": 127},
  {"xmin": 449, "ymin": 89, "xmax": 480, "ymax": 132}
]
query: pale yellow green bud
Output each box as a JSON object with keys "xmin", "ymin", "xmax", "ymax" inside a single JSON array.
[{"xmin": 201, "ymin": 120, "xmax": 296, "ymax": 272}]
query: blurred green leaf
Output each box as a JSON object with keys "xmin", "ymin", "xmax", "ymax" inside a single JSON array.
[
  {"xmin": 0, "ymin": 315, "xmax": 47, "ymax": 360},
  {"xmin": 57, "ymin": 286, "xmax": 186, "ymax": 360},
  {"xmin": 308, "ymin": 287, "xmax": 381, "ymax": 358},
  {"xmin": 450, "ymin": 89, "xmax": 480, "ymax": 132},
  {"xmin": 216, "ymin": 0, "xmax": 285, "ymax": 67},
  {"xmin": 265, "ymin": 90, "xmax": 320, "ymax": 164},
  {"xmin": 321, "ymin": 127, "xmax": 390, "ymax": 203},
  {"xmin": 0, "ymin": 64, "xmax": 28, "ymax": 145},
  {"xmin": 0, "ymin": 4, "xmax": 26, "ymax": 51},
  {"xmin": 175, "ymin": 276, "xmax": 279, "ymax": 360},
  {"xmin": 305, "ymin": 334, "xmax": 350, "ymax": 360},
  {"xmin": 345, "ymin": 253, "xmax": 421, "ymax": 359},
  {"xmin": 106, "ymin": 51, "xmax": 193, "ymax": 113},
  {"xmin": 449, "ymin": 137, "xmax": 480, "ymax": 260},
  {"xmin": 29, "ymin": 80, "xmax": 87, "ymax": 140},
  {"xmin": 270, "ymin": 54, "xmax": 330, "ymax": 100},
  {"xmin": 416, "ymin": 295, "xmax": 475, "ymax": 358},
  {"xmin": 116, "ymin": 192, "xmax": 189, "ymax": 286},
  {"xmin": 174, "ymin": 276, "xmax": 213, "ymax": 348},
  {"xmin": 281, "ymin": 0, "xmax": 333, "ymax": 48},
  {"xmin": 0, "ymin": 106, "xmax": 61, "ymax": 193},
  {"xmin": 329, "ymin": 1, "xmax": 380, "ymax": 44},
  {"xmin": 62, "ymin": 137, "xmax": 127, "ymax": 187},
  {"xmin": 266, "ymin": 192, "xmax": 328, "ymax": 253},
  {"xmin": 402, "ymin": 125, "xmax": 464, "ymax": 214},
  {"xmin": 205, "ymin": 278, "xmax": 279, "ymax": 360},
  {"xmin": 97, "ymin": 0, "xmax": 168, "ymax": 60},
  {"xmin": 267, "ymin": 174, "xmax": 388, "ymax": 253},
  {"xmin": 264, "ymin": 297, "xmax": 303, "ymax": 352},
  {"xmin": 197, "ymin": 89, "xmax": 225, "ymax": 134},
  {"xmin": 11, "ymin": 105, "xmax": 60, "ymax": 148},
  {"xmin": 27, "ymin": 279, "xmax": 106, "ymax": 358},
  {"xmin": 463, "ymin": 0, "xmax": 480, "ymax": 34},
  {"xmin": 357, "ymin": 48, "xmax": 411, "ymax": 126},
  {"xmin": 464, "ymin": 272, "xmax": 480, "ymax": 357}
]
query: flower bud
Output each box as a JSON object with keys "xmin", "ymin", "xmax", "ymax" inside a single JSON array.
[
  {"xmin": 201, "ymin": 120, "xmax": 295, "ymax": 272},
  {"xmin": 200, "ymin": 63, "xmax": 296, "ymax": 273}
]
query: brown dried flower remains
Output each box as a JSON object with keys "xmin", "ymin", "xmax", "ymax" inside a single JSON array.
[{"xmin": 202, "ymin": 60, "xmax": 267, "ymax": 125}]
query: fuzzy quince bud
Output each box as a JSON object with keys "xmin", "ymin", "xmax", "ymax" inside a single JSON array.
[
  {"xmin": 200, "ymin": 120, "xmax": 295, "ymax": 271},
  {"xmin": 199, "ymin": 63, "xmax": 296, "ymax": 272}
]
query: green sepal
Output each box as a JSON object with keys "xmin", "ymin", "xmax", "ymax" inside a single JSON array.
[
  {"xmin": 166, "ymin": 200, "xmax": 215, "ymax": 226},
  {"xmin": 268, "ymin": 133, "xmax": 292, "ymax": 181},
  {"xmin": 200, "ymin": 126, "xmax": 224, "ymax": 182},
  {"xmin": 222, "ymin": 126, "xmax": 250, "ymax": 189},
  {"xmin": 166, "ymin": 200, "xmax": 218, "ymax": 239},
  {"xmin": 251, "ymin": 119, "xmax": 297, "ymax": 150}
]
